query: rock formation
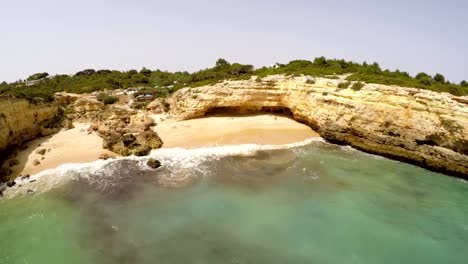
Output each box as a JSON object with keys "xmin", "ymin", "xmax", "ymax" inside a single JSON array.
[
  {"xmin": 169, "ymin": 75, "xmax": 468, "ymax": 178},
  {"xmin": 57, "ymin": 95, "xmax": 163, "ymax": 156},
  {"xmin": 88, "ymin": 106, "xmax": 162, "ymax": 156},
  {"xmin": 0, "ymin": 97, "xmax": 62, "ymax": 178}
]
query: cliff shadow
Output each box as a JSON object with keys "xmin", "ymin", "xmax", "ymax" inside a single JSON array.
[
  {"xmin": 2, "ymin": 135, "xmax": 54, "ymax": 180},
  {"xmin": 203, "ymin": 106, "xmax": 294, "ymax": 117}
]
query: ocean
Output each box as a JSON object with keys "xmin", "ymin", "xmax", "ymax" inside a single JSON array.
[{"xmin": 1, "ymin": 139, "xmax": 467, "ymax": 264}]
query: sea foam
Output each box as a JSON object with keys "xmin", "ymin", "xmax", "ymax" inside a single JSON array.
[{"xmin": 2, "ymin": 138, "xmax": 325, "ymax": 199}]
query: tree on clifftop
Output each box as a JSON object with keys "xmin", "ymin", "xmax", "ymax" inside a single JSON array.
[
  {"xmin": 415, "ymin": 72, "xmax": 429, "ymax": 79},
  {"xmin": 434, "ymin": 73, "xmax": 446, "ymax": 83},
  {"xmin": 216, "ymin": 58, "xmax": 230, "ymax": 67},
  {"xmin": 27, "ymin": 72, "xmax": 49, "ymax": 81}
]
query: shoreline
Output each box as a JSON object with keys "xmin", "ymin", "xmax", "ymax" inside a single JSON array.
[
  {"xmin": 8, "ymin": 123, "xmax": 116, "ymax": 178},
  {"xmin": 7, "ymin": 114, "xmax": 319, "ymax": 178}
]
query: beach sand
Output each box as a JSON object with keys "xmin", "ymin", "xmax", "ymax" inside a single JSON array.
[
  {"xmin": 11, "ymin": 114, "xmax": 319, "ymax": 177},
  {"xmin": 9, "ymin": 123, "xmax": 115, "ymax": 178},
  {"xmin": 152, "ymin": 114, "xmax": 320, "ymax": 148}
]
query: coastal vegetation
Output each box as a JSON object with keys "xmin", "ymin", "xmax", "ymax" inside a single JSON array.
[
  {"xmin": 351, "ymin": 82, "xmax": 365, "ymax": 91},
  {"xmin": 1, "ymin": 57, "xmax": 467, "ymax": 102},
  {"xmin": 337, "ymin": 81, "xmax": 351, "ymax": 89},
  {"xmin": 96, "ymin": 93, "xmax": 119, "ymax": 105}
]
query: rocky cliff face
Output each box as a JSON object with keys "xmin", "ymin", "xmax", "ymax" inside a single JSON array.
[
  {"xmin": 59, "ymin": 94, "xmax": 163, "ymax": 156},
  {"xmin": 170, "ymin": 75, "xmax": 468, "ymax": 178},
  {"xmin": 0, "ymin": 97, "xmax": 61, "ymax": 176}
]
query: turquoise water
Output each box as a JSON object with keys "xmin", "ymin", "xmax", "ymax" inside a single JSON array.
[{"xmin": 1, "ymin": 142, "xmax": 467, "ymax": 263}]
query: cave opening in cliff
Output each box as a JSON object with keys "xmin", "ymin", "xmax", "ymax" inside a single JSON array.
[{"xmin": 204, "ymin": 106, "xmax": 294, "ymax": 117}]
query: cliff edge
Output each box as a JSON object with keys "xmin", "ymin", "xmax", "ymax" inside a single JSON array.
[
  {"xmin": 0, "ymin": 97, "xmax": 62, "ymax": 177},
  {"xmin": 170, "ymin": 75, "xmax": 468, "ymax": 178}
]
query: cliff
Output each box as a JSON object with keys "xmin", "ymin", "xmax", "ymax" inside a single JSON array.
[
  {"xmin": 170, "ymin": 75, "xmax": 468, "ymax": 178},
  {"xmin": 0, "ymin": 97, "xmax": 61, "ymax": 176}
]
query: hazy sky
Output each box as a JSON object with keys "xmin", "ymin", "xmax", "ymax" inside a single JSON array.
[{"xmin": 1, "ymin": 0, "xmax": 467, "ymax": 82}]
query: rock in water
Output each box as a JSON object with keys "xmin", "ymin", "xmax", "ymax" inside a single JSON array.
[
  {"xmin": 33, "ymin": 159, "xmax": 41, "ymax": 166},
  {"xmin": 6, "ymin": 181, "xmax": 16, "ymax": 187},
  {"xmin": 147, "ymin": 158, "xmax": 161, "ymax": 169}
]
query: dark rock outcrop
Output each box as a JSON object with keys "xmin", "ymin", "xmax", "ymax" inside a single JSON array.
[{"xmin": 146, "ymin": 158, "xmax": 161, "ymax": 169}]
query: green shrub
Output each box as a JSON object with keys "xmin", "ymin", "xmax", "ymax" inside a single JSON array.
[
  {"xmin": 434, "ymin": 73, "xmax": 445, "ymax": 83},
  {"xmin": 96, "ymin": 93, "xmax": 118, "ymax": 104},
  {"xmin": 27, "ymin": 72, "xmax": 49, "ymax": 81},
  {"xmin": 338, "ymin": 81, "xmax": 351, "ymax": 89},
  {"xmin": 351, "ymin": 82, "xmax": 365, "ymax": 91},
  {"xmin": 102, "ymin": 96, "xmax": 118, "ymax": 105}
]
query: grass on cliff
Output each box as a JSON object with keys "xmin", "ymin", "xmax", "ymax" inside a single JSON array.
[{"xmin": 1, "ymin": 57, "xmax": 467, "ymax": 102}]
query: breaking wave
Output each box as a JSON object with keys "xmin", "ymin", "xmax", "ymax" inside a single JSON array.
[{"xmin": 2, "ymin": 138, "xmax": 325, "ymax": 199}]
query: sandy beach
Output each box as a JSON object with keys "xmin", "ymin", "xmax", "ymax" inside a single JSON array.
[
  {"xmin": 152, "ymin": 114, "xmax": 319, "ymax": 148},
  {"xmin": 10, "ymin": 114, "xmax": 319, "ymax": 177},
  {"xmin": 8, "ymin": 123, "xmax": 115, "ymax": 178}
]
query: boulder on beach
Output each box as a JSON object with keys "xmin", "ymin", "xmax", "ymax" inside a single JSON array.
[
  {"xmin": 99, "ymin": 153, "xmax": 116, "ymax": 160},
  {"xmin": 35, "ymin": 148, "xmax": 47, "ymax": 155},
  {"xmin": 94, "ymin": 109, "xmax": 163, "ymax": 156}
]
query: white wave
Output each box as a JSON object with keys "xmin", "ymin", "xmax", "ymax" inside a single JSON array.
[
  {"xmin": 150, "ymin": 137, "xmax": 324, "ymax": 157},
  {"xmin": 2, "ymin": 138, "xmax": 324, "ymax": 199}
]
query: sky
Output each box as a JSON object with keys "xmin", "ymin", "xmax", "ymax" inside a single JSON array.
[{"xmin": 0, "ymin": 0, "xmax": 467, "ymax": 83}]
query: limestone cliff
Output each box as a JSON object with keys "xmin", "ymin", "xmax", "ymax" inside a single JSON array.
[
  {"xmin": 170, "ymin": 75, "xmax": 468, "ymax": 178},
  {"xmin": 60, "ymin": 94, "xmax": 163, "ymax": 156},
  {"xmin": 0, "ymin": 97, "xmax": 61, "ymax": 175}
]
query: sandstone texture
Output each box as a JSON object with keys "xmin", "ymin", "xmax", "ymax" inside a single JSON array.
[
  {"xmin": 88, "ymin": 107, "xmax": 162, "ymax": 156},
  {"xmin": 146, "ymin": 98, "xmax": 169, "ymax": 113},
  {"xmin": 170, "ymin": 75, "xmax": 468, "ymax": 178},
  {"xmin": 0, "ymin": 97, "xmax": 61, "ymax": 172},
  {"xmin": 61, "ymin": 95, "xmax": 163, "ymax": 156}
]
